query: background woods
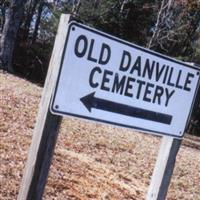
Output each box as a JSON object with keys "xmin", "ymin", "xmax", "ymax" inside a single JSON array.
[{"xmin": 0, "ymin": 0, "xmax": 200, "ymax": 135}]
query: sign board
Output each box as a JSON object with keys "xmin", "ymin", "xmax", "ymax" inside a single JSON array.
[{"xmin": 51, "ymin": 22, "xmax": 200, "ymax": 138}]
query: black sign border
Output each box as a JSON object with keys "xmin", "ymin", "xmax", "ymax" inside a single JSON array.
[{"xmin": 51, "ymin": 21, "xmax": 200, "ymax": 138}]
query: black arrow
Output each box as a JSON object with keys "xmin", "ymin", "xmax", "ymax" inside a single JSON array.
[{"xmin": 80, "ymin": 92, "xmax": 172, "ymax": 125}]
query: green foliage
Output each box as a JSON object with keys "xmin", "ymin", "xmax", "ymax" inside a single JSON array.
[
  {"xmin": 75, "ymin": 0, "xmax": 157, "ymax": 46},
  {"xmin": 10, "ymin": 0, "xmax": 158, "ymax": 83}
]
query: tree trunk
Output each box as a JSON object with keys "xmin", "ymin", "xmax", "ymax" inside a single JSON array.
[
  {"xmin": 0, "ymin": 0, "xmax": 27, "ymax": 72},
  {"xmin": 32, "ymin": 1, "xmax": 44, "ymax": 44},
  {"xmin": 120, "ymin": 0, "xmax": 128, "ymax": 14},
  {"xmin": 23, "ymin": 0, "xmax": 40, "ymax": 40},
  {"xmin": 148, "ymin": 0, "xmax": 175, "ymax": 50},
  {"xmin": 0, "ymin": 6, "xmax": 6, "ymax": 32},
  {"xmin": 72, "ymin": 0, "xmax": 81, "ymax": 16}
]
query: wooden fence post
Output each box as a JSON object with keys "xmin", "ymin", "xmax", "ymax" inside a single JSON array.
[
  {"xmin": 146, "ymin": 136, "xmax": 182, "ymax": 200},
  {"xmin": 17, "ymin": 14, "xmax": 71, "ymax": 200}
]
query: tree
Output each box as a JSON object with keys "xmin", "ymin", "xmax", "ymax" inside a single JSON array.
[
  {"xmin": 148, "ymin": 0, "xmax": 175, "ymax": 50},
  {"xmin": 72, "ymin": 0, "xmax": 81, "ymax": 16},
  {"xmin": 148, "ymin": 0, "xmax": 200, "ymax": 136},
  {"xmin": 0, "ymin": 1, "xmax": 10, "ymax": 32},
  {"xmin": 32, "ymin": 0, "xmax": 45, "ymax": 43},
  {"xmin": 148, "ymin": 0, "xmax": 200, "ymax": 58},
  {"xmin": 0, "ymin": 0, "xmax": 27, "ymax": 72},
  {"xmin": 72, "ymin": 0, "xmax": 157, "ymax": 46},
  {"xmin": 23, "ymin": 0, "xmax": 40, "ymax": 40}
]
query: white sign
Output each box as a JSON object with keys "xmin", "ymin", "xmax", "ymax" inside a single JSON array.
[{"xmin": 51, "ymin": 22, "xmax": 200, "ymax": 138}]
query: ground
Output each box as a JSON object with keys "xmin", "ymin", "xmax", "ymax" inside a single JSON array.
[{"xmin": 0, "ymin": 72, "xmax": 200, "ymax": 200}]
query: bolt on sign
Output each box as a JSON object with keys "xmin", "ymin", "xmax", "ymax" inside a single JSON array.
[{"xmin": 51, "ymin": 22, "xmax": 200, "ymax": 138}]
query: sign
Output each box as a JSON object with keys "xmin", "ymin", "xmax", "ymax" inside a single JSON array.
[{"xmin": 51, "ymin": 22, "xmax": 200, "ymax": 138}]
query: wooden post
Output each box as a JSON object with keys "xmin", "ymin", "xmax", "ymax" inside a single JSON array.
[
  {"xmin": 146, "ymin": 136, "xmax": 182, "ymax": 200},
  {"xmin": 17, "ymin": 14, "xmax": 71, "ymax": 200}
]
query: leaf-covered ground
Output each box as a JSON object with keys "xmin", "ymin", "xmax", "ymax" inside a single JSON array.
[{"xmin": 0, "ymin": 72, "xmax": 200, "ymax": 200}]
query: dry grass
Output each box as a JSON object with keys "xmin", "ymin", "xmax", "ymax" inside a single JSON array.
[{"xmin": 0, "ymin": 72, "xmax": 200, "ymax": 200}]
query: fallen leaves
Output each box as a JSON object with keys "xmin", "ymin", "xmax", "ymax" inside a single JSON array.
[{"xmin": 0, "ymin": 72, "xmax": 200, "ymax": 199}]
